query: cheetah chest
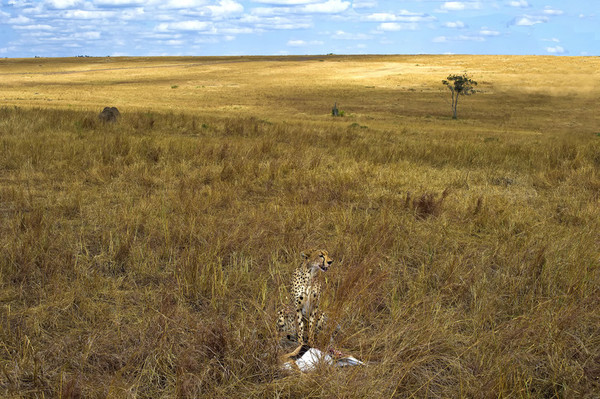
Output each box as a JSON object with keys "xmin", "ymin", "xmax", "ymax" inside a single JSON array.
[{"xmin": 293, "ymin": 270, "xmax": 321, "ymax": 318}]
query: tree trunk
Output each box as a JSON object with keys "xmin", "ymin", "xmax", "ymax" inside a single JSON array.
[{"xmin": 452, "ymin": 93, "xmax": 459, "ymax": 119}]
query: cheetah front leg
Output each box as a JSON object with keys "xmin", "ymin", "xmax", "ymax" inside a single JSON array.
[
  {"xmin": 308, "ymin": 312, "xmax": 317, "ymax": 347},
  {"xmin": 295, "ymin": 295, "xmax": 307, "ymax": 346},
  {"xmin": 276, "ymin": 308, "xmax": 286, "ymax": 332},
  {"xmin": 308, "ymin": 309, "xmax": 326, "ymax": 347},
  {"xmin": 315, "ymin": 311, "xmax": 326, "ymax": 335}
]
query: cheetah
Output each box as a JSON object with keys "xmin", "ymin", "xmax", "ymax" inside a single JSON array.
[{"xmin": 277, "ymin": 249, "xmax": 333, "ymax": 348}]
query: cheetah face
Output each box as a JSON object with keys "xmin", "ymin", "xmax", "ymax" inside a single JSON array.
[{"xmin": 302, "ymin": 249, "xmax": 333, "ymax": 273}]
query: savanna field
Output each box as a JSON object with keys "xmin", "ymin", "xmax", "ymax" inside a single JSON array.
[{"xmin": 1, "ymin": 55, "xmax": 599, "ymax": 398}]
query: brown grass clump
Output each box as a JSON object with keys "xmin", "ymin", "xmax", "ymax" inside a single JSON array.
[
  {"xmin": 406, "ymin": 189, "xmax": 450, "ymax": 219},
  {"xmin": 1, "ymin": 55, "xmax": 600, "ymax": 398}
]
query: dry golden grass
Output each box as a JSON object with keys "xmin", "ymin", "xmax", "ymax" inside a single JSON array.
[{"xmin": 1, "ymin": 55, "xmax": 600, "ymax": 398}]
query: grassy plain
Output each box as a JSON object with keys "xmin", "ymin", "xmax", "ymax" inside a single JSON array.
[{"xmin": 1, "ymin": 55, "xmax": 599, "ymax": 398}]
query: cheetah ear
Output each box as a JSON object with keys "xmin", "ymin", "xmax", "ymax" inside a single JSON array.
[{"xmin": 301, "ymin": 250, "xmax": 314, "ymax": 260}]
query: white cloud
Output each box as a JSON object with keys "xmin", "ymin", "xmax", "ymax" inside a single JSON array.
[
  {"xmin": 13, "ymin": 24, "xmax": 55, "ymax": 30},
  {"xmin": 457, "ymin": 34, "xmax": 484, "ymax": 41},
  {"xmin": 250, "ymin": 0, "xmax": 349, "ymax": 15},
  {"xmin": 301, "ymin": 0, "xmax": 350, "ymax": 13},
  {"xmin": 207, "ymin": 0, "xmax": 244, "ymax": 17},
  {"xmin": 163, "ymin": 40, "xmax": 184, "ymax": 45},
  {"xmin": 156, "ymin": 20, "xmax": 215, "ymax": 32},
  {"xmin": 377, "ymin": 22, "xmax": 417, "ymax": 31},
  {"xmin": 508, "ymin": 0, "xmax": 528, "ymax": 7},
  {"xmin": 365, "ymin": 11, "xmax": 434, "ymax": 22},
  {"xmin": 546, "ymin": 45, "xmax": 565, "ymax": 54},
  {"xmin": 352, "ymin": 0, "xmax": 376, "ymax": 8},
  {"xmin": 94, "ymin": 0, "xmax": 145, "ymax": 5},
  {"xmin": 9, "ymin": 15, "xmax": 32, "ymax": 24},
  {"xmin": 332, "ymin": 30, "xmax": 371, "ymax": 40},
  {"xmin": 74, "ymin": 31, "xmax": 101, "ymax": 39},
  {"xmin": 543, "ymin": 7, "xmax": 563, "ymax": 16},
  {"xmin": 286, "ymin": 39, "xmax": 323, "ymax": 46},
  {"xmin": 443, "ymin": 20, "xmax": 465, "ymax": 28},
  {"xmin": 433, "ymin": 34, "xmax": 485, "ymax": 42},
  {"xmin": 250, "ymin": 7, "xmax": 290, "ymax": 16},
  {"xmin": 45, "ymin": 0, "xmax": 80, "ymax": 9},
  {"xmin": 513, "ymin": 15, "xmax": 548, "ymax": 26},
  {"xmin": 442, "ymin": 2, "xmax": 466, "ymax": 11},
  {"xmin": 219, "ymin": 26, "xmax": 253, "ymax": 34},
  {"xmin": 365, "ymin": 12, "xmax": 398, "ymax": 22},
  {"xmin": 440, "ymin": 1, "xmax": 481, "ymax": 11},
  {"xmin": 252, "ymin": 0, "xmax": 321, "ymax": 4},
  {"xmin": 162, "ymin": 0, "xmax": 209, "ymax": 8},
  {"xmin": 122, "ymin": 7, "xmax": 145, "ymax": 19},
  {"xmin": 240, "ymin": 14, "xmax": 311, "ymax": 29},
  {"xmin": 62, "ymin": 10, "xmax": 116, "ymax": 19},
  {"xmin": 480, "ymin": 28, "xmax": 500, "ymax": 36}
]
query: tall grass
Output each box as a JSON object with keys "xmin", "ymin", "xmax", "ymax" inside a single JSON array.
[{"xmin": 1, "ymin": 106, "xmax": 599, "ymax": 397}]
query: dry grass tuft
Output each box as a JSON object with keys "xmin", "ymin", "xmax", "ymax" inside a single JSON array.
[{"xmin": 407, "ymin": 189, "xmax": 450, "ymax": 219}]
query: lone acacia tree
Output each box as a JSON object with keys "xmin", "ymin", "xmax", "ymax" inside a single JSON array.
[{"xmin": 442, "ymin": 73, "xmax": 477, "ymax": 119}]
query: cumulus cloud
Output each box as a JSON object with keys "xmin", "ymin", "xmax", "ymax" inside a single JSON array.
[
  {"xmin": 439, "ymin": 1, "xmax": 481, "ymax": 12},
  {"xmin": 94, "ymin": 0, "xmax": 145, "ymax": 5},
  {"xmin": 365, "ymin": 12, "xmax": 399, "ymax": 21},
  {"xmin": 162, "ymin": 0, "xmax": 210, "ymax": 9},
  {"xmin": 508, "ymin": 0, "xmax": 528, "ymax": 7},
  {"xmin": 207, "ymin": 0, "xmax": 244, "ymax": 17},
  {"xmin": 512, "ymin": 15, "xmax": 548, "ymax": 26},
  {"xmin": 301, "ymin": 0, "xmax": 350, "ymax": 14},
  {"xmin": 365, "ymin": 11, "xmax": 435, "ymax": 22},
  {"xmin": 9, "ymin": 15, "xmax": 33, "ymax": 24},
  {"xmin": 543, "ymin": 7, "xmax": 564, "ymax": 16},
  {"xmin": 156, "ymin": 20, "xmax": 215, "ymax": 32},
  {"xmin": 74, "ymin": 31, "xmax": 101, "ymax": 39},
  {"xmin": 546, "ymin": 45, "xmax": 565, "ymax": 54},
  {"xmin": 240, "ymin": 14, "xmax": 311, "ymax": 29},
  {"xmin": 352, "ymin": 0, "xmax": 376, "ymax": 9},
  {"xmin": 435, "ymin": 34, "xmax": 485, "ymax": 42},
  {"xmin": 249, "ymin": 0, "xmax": 349, "ymax": 16},
  {"xmin": 287, "ymin": 39, "xmax": 324, "ymax": 46},
  {"xmin": 250, "ymin": 7, "xmax": 291, "ymax": 16},
  {"xmin": 252, "ymin": 0, "xmax": 322, "ymax": 4},
  {"xmin": 62, "ymin": 10, "xmax": 116, "ymax": 19},
  {"xmin": 332, "ymin": 30, "xmax": 371, "ymax": 40},
  {"xmin": 377, "ymin": 22, "xmax": 417, "ymax": 31},
  {"xmin": 13, "ymin": 24, "xmax": 55, "ymax": 30},
  {"xmin": 45, "ymin": 0, "xmax": 81, "ymax": 9},
  {"xmin": 480, "ymin": 27, "xmax": 500, "ymax": 36},
  {"xmin": 443, "ymin": 20, "xmax": 465, "ymax": 28}
]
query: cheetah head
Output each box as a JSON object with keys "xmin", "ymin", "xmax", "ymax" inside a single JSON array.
[{"xmin": 301, "ymin": 249, "xmax": 333, "ymax": 274}]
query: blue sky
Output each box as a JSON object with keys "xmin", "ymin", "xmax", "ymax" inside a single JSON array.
[{"xmin": 1, "ymin": 0, "xmax": 598, "ymax": 57}]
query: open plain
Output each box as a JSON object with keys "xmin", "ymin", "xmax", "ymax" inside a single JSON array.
[{"xmin": 1, "ymin": 55, "xmax": 600, "ymax": 397}]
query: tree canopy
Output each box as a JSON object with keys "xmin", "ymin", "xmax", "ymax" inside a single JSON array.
[{"xmin": 442, "ymin": 74, "xmax": 477, "ymax": 119}]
